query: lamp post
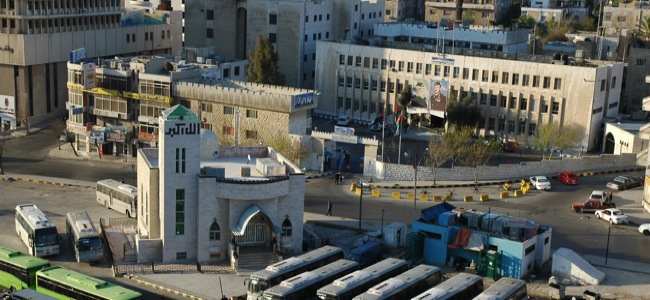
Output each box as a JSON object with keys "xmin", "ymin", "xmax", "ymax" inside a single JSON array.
[
  {"xmin": 605, "ymin": 221, "xmax": 612, "ymax": 265},
  {"xmin": 405, "ymin": 147, "xmax": 428, "ymax": 212}
]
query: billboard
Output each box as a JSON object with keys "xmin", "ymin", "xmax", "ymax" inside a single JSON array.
[
  {"xmin": 82, "ymin": 63, "xmax": 96, "ymax": 89},
  {"xmin": 292, "ymin": 93, "xmax": 315, "ymax": 109},
  {"xmin": 0, "ymin": 95, "xmax": 16, "ymax": 130},
  {"xmin": 427, "ymin": 79, "xmax": 448, "ymax": 113}
]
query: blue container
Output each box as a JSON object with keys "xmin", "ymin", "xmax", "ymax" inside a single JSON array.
[
  {"xmin": 350, "ymin": 240, "xmax": 383, "ymax": 266},
  {"xmin": 437, "ymin": 211, "xmax": 457, "ymax": 226}
]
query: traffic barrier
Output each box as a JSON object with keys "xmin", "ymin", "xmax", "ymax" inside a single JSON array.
[
  {"xmin": 433, "ymin": 195, "xmax": 443, "ymax": 202},
  {"xmin": 406, "ymin": 192, "xmax": 415, "ymax": 200},
  {"xmin": 391, "ymin": 191, "xmax": 401, "ymax": 200},
  {"xmin": 350, "ymin": 184, "xmax": 357, "ymax": 192},
  {"xmin": 419, "ymin": 193, "xmax": 429, "ymax": 201},
  {"xmin": 480, "ymin": 194, "xmax": 489, "ymax": 202},
  {"xmin": 500, "ymin": 191, "xmax": 509, "ymax": 199},
  {"xmin": 513, "ymin": 190, "xmax": 523, "ymax": 197},
  {"xmin": 464, "ymin": 195, "xmax": 473, "ymax": 202},
  {"xmin": 371, "ymin": 189, "xmax": 381, "ymax": 198}
]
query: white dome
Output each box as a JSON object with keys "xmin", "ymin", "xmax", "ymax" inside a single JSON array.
[{"xmin": 200, "ymin": 129, "xmax": 220, "ymax": 161}]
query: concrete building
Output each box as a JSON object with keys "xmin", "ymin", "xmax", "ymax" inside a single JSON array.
[
  {"xmin": 410, "ymin": 203, "xmax": 552, "ymax": 279},
  {"xmin": 65, "ymin": 55, "xmax": 247, "ymax": 157},
  {"xmin": 136, "ymin": 104, "xmax": 305, "ymax": 264},
  {"xmin": 384, "ymin": 0, "xmax": 424, "ymax": 21},
  {"xmin": 603, "ymin": 121, "xmax": 647, "ymax": 154},
  {"xmin": 424, "ymin": 0, "xmax": 515, "ymax": 26},
  {"xmin": 174, "ymin": 80, "xmax": 317, "ymax": 146},
  {"xmin": 520, "ymin": 6, "xmax": 588, "ymax": 22},
  {"xmin": 602, "ymin": 2, "xmax": 650, "ymax": 36},
  {"xmin": 641, "ymin": 75, "xmax": 650, "ymax": 213},
  {"xmin": 373, "ymin": 22, "xmax": 531, "ymax": 55},
  {"xmin": 621, "ymin": 42, "xmax": 650, "ymax": 113},
  {"xmin": 0, "ymin": 1, "xmax": 181, "ymax": 132},
  {"xmin": 315, "ymin": 40, "xmax": 624, "ymax": 150}
]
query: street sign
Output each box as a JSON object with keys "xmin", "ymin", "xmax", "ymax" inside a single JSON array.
[
  {"xmin": 332, "ymin": 133, "xmax": 358, "ymax": 144},
  {"xmin": 334, "ymin": 125, "xmax": 355, "ymax": 136}
]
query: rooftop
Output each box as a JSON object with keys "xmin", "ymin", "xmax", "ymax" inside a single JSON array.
[
  {"xmin": 139, "ymin": 148, "xmax": 158, "ymax": 168},
  {"xmin": 607, "ymin": 121, "xmax": 646, "ymax": 134}
]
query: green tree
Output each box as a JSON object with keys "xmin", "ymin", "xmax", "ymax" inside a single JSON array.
[
  {"xmin": 397, "ymin": 85, "xmax": 413, "ymax": 129},
  {"xmin": 543, "ymin": 19, "xmax": 570, "ymax": 43},
  {"xmin": 458, "ymin": 137, "xmax": 500, "ymax": 189},
  {"xmin": 442, "ymin": 126, "xmax": 474, "ymax": 168},
  {"xmin": 531, "ymin": 123, "xmax": 584, "ymax": 159},
  {"xmin": 247, "ymin": 36, "xmax": 285, "ymax": 85},
  {"xmin": 446, "ymin": 95, "xmax": 482, "ymax": 128},
  {"xmin": 428, "ymin": 135, "xmax": 453, "ymax": 185},
  {"xmin": 517, "ymin": 15, "xmax": 536, "ymax": 28},
  {"xmin": 639, "ymin": 16, "xmax": 650, "ymax": 41},
  {"xmin": 264, "ymin": 134, "xmax": 309, "ymax": 165},
  {"xmin": 573, "ymin": 16, "xmax": 597, "ymax": 31}
]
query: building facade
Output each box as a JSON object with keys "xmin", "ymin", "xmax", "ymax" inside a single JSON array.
[
  {"xmin": 0, "ymin": 2, "xmax": 181, "ymax": 131},
  {"xmin": 621, "ymin": 43, "xmax": 650, "ymax": 113},
  {"xmin": 315, "ymin": 40, "xmax": 624, "ymax": 150},
  {"xmin": 384, "ymin": 0, "xmax": 425, "ymax": 21},
  {"xmin": 602, "ymin": 3, "xmax": 650, "ymax": 36},
  {"xmin": 424, "ymin": 0, "xmax": 515, "ymax": 26},
  {"xmin": 136, "ymin": 104, "xmax": 305, "ymax": 263}
]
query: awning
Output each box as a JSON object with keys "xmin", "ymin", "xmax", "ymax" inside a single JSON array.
[{"xmin": 232, "ymin": 205, "xmax": 264, "ymax": 236}]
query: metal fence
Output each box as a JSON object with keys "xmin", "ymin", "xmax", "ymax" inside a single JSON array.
[{"xmin": 113, "ymin": 262, "xmax": 233, "ymax": 277}]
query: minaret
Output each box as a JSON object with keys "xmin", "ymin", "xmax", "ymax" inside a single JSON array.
[{"xmin": 158, "ymin": 104, "xmax": 201, "ymax": 262}]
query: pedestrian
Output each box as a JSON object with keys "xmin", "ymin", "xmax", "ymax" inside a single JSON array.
[
  {"xmin": 334, "ymin": 172, "xmax": 340, "ymax": 185},
  {"xmin": 327, "ymin": 200, "xmax": 333, "ymax": 216},
  {"xmin": 271, "ymin": 234, "xmax": 278, "ymax": 255}
]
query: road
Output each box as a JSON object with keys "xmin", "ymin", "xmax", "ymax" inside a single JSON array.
[{"xmin": 4, "ymin": 122, "xmax": 650, "ymax": 264}]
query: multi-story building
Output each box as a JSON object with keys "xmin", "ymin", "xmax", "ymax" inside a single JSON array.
[
  {"xmin": 184, "ymin": 0, "xmax": 384, "ymax": 88},
  {"xmin": 621, "ymin": 41, "xmax": 650, "ymax": 113},
  {"xmin": 136, "ymin": 104, "xmax": 305, "ymax": 264},
  {"xmin": 0, "ymin": 1, "xmax": 181, "ymax": 131},
  {"xmin": 424, "ymin": 0, "xmax": 516, "ymax": 26},
  {"xmin": 384, "ymin": 0, "xmax": 425, "ymax": 21},
  {"xmin": 315, "ymin": 40, "xmax": 624, "ymax": 151},
  {"xmin": 602, "ymin": 2, "xmax": 650, "ymax": 36},
  {"xmin": 641, "ymin": 75, "xmax": 650, "ymax": 213},
  {"xmin": 372, "ymin": 22, "xmax": 531, "ymax": 55},
  {"xmin": 65, "ymin": 55, "xmax": 247, "ymax": 157},
  {"xmin": 520, "ymin": 6, "xmax": 588, "ymax": 22}
]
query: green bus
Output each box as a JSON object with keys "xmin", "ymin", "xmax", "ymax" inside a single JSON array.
[
  {"xmin": 0, "ymin": 246, "xmax": 50, "ymax": 290},
  {"xmin": 36, "ymin": 266, "xmax": 142, "ymax": 300}
]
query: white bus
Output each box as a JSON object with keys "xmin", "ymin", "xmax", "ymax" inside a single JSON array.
[
  {"xmin": 262, "ymin": 259, "xmax": 359, "ymax": 300},
  {"xmin": 66, "ymin": 211, "xmax": 104, "ymax": 263},
  {"xmin": 317, "ymin": 258, "xmax": 409, "ymax": 300},
  {"xmin": 411, "ymin": 273, "xmax": 483, "ymax": 300},
  {"xmin": 96, "ymin": 179, "xmax": 137, "ymax": 218},
  {"xmin": 473, "ymin": 277, "xmax": 527, "ymax": 300},
  {"xmin": 353, "ymin": 265, "xmax": 442, "ymax": 300},
  {"xmin": 14, "ymin": 204, "xmax": 60, "ymax": 257}
]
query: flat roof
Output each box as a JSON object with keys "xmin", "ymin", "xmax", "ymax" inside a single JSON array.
[
  {"xmin": 139, "ymin": 148, "xmax": 159, "ymax": 168},
  {"xmin": 607, "ymin": 121, "xmax": 645, "ymax": 134},
  {"xmin": 200, "ymin": 157, "xmax": 269, "ymax": 181},
  {"xmin": 0, "ymin": 246, "xmax": 50, "ymax": 270}
]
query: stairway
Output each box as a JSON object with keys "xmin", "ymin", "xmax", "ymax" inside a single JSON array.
[{"xmin": 236, "ymin": 248, "xmax": 280, "ymax": 275}]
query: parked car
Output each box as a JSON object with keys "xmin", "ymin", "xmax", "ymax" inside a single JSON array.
[
  {"xmin": 336, "ymin": 115, "xmax": 351, "ymax": 126},
  {"xmin": 558, "ymin": 171, "xmax": 578, "ymax": 185},
  {"xmin": 606, "ymin": 176, "xmax": 642, "ymax": 191},
  {"xmin": 595, "ymin": 208, "xmax": 630, "ymax": 224},
  {"xmin": 639, "ymin": 224, "xmax": 650, "ymax": 236},
  {"xmin": 529, "ymin": 176, "xmax": 552, "ymax": 191},
  {"xmin": 573, "ymin": 190, "xmax": 615, "ymax": 213}
]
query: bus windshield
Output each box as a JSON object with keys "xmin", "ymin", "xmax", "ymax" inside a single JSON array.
[
  {"xmin": 78, "ymin": 237, "xmax": 103, "ymax": 251},
  {"xmin": 34, "ymin": 228, "xmax": 58, "ymax": 247},
  {"xmin": 248, "ymin": 279, "xmax": 269, "ymax": 293}
]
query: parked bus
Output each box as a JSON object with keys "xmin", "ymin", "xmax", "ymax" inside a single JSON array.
[
  {"xmin": 411, "ymin": 272, "xmax": 483, "ymax": 300},
  {"xmin": 65, "ymin": 211, "xmax": 104, "ymax": 263},
  {"xmin": 247, "ymin": 246, "xmax": 344, "ymax": 299},
  {"xmin": 0, "ymin": 246, "xmax": 50, "ymax": 290},
  {"xmin": 96, "ymin": 179, "xmax": 137, "ymax": 218},
  {"xmin": 9, "ymin": 288, "xmax": 57, "ymax": 300},
  {"xmin": 36, "ymin": 266, "xmax": 141, "ymax": 300},
  {"xmin": 317, "ymin": 258, "xmax": 409, "ymax": 300},
  {"xmin": 263, "ymin": 259, "xmax": 359, "ymax": 300},
  {"xmin": 473, "ymin": 277, "xmax": 527, "ymax": 300},
  {"xmin": 352, "ymin": 264, "xmax": 442, "ymax": 300},
  {"xmin": 15, "ymin": 205, "xmax": 60, "ymax": 257}
]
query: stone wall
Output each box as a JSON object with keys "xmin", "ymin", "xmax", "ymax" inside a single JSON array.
[{"xmin": 368, "ymin": 154, "xmax": 640, "ymax": 181}]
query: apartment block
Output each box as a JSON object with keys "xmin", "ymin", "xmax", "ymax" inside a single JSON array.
[
  {"xmin": 603, "ymin": 3, "xmax": 650, "ymax": 36},
  {"xmin": 315, "ymin": 40, "xmax": 624, "ymax": 151},
  {"xmin": 424, "ymin": 0, "xmax": 514, "ymax": 26}
]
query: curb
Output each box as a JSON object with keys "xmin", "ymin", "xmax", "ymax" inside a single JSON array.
[
  {"xmin": 127, "ymin": 274, "xmax": 205, "ymax": 300},
  {"xmin": 373, "ymin": 167, "xmax": 645, "ymax": 190},
  {"xmin": 1, "ymin": 175, "xmax": 95, "ymax": 189}
]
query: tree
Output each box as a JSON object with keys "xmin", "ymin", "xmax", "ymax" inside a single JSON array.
[
  {"xmin": 428, "ymin": 135, "xmax": 453, "ymax": 185},
  {"xmin": 247, "ymin": 36, "xmax": 285, "ymax": 85},
  {"xmin": 517, "ymin": 15, "xmax": 536, "ymax": 29},
  {"xmin": 264, "ymin": 134, "xmax": 309, "ymax": 165},
  {"xmin": 442, "ymin": 126, "xmax": 474, "ymax": 168},
  {"xmin": 531, "ymin": 123, "xmax": 584, "ymax": 160},
  {"xmin": 573, "ymin": 16, "xmax": 597, "ymax": 31},
  {"xmin": 396, "ymin": 85, "xmax": 413, "ymax": 130},
  {"xmin": 446, "ymin": 95, "xmax": 482, "ymax": 128},
  {"xmin": 459, "ymin": 137, "xmax": 500, "ymax": 189},
  {"xmin": 639, "ymin": 16, "xmax": 650, "ymax": 41},
  {"xmin": 543, "ymin": 19, "xmax": 570, "ymax": 43}
]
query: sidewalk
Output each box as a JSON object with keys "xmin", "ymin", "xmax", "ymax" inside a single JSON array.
[
  {"xmin": 1, "ymin": 172, "xmax": 96, "ymax": 188},
  {"xmin": 48, "ymin": 143, "xmax": 137, "ymax": 165}
]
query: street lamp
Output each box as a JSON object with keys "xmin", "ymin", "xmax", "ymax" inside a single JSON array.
[{"xmin": 405, "ymin": 147, "xmax": 429, "ymax": 212}]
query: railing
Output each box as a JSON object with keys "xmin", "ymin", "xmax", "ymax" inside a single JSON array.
[{"xmin": 113, "ymin": 262, "xmax": 232, "ymax": 276}]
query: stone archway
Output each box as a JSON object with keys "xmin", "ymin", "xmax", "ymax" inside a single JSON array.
[
  {"xmin": 604, "ymin": 132, "xmax": 615, "ymax": 154},
  {"xmin": 233, "ymin": 206, "xmax": 273, "ymax": 249}
]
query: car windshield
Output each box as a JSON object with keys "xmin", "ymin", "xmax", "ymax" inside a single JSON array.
[
  {"xmin": 78, "ymin": 237, "xmax": 103, "ymax": 251},
  {"xmin": 592, "ymin": 193, "xmax": 603, "ymax": 199},
  {"xmin": 34, "ymin": 228, "xmax": 59, "ymax": 247},
  {"xmin": 612, "ymin": 211, "xmax": 623, "ymax": 216},
  {"xmin": 538, "ymin": 177, "xmax": 548, "ymax": 182}
]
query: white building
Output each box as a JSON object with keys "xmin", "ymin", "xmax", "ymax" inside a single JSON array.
[
  {"xmin": 603, "ymin": 121, "xmax": 647, "ymax": 155},
  {"xmin": 136, "ymin": 104, "xmax": 305, "ymax": 263}
]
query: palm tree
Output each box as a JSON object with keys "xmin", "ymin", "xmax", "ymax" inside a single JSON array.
[{"xmin": 640, "ymin": 16, "xmax": 650, "ymax": 41}]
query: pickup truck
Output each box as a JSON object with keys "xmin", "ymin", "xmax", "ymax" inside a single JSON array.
[{"xmin": 572, "ymin": 190, "xmax": 615, "ymax": 213}]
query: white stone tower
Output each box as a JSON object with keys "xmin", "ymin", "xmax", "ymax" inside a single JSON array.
[{"xmin": 158, "ymin": 104, "xmax": 201, "ymax": 262}]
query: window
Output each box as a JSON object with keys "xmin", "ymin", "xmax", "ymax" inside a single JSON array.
[
  {"xmin": 224, "ymin": 106, "xmax": 234, "ymax": 115},
  {"xmin": 175, "ymin": 189, "xmax": 185, "ymax": 235},
  {"xmin": 501, "ymin": 72, "xmax": 509, "ymax": 84},
  {"xmin": 268, "ymin": 33, "xmax": 277, "ymax": 43},
  {"xmin": 398, "ymin": 61, "xmax": 404, "ymax": 72},
  {"xmin": 499, "ymin": 95, "xmax": 507, "ymax": 107},
  {"xmin": 234, "ymin": 66, "xmax": 240, "ymax": 76},
  {"xmin": 200, "ymin": 103, "xmax": 213, "ymax": 113},
  {"xmin": 223, "ymin": 68, "xmax": 230, "ymax": 78},
  {"xmin": 529, "ymin": 96, "xmax": 536, "ymax": 111},
  {"xmin": 509, "ymin": 95, "xmax": 516, "ymax": 109},
  {"xmin": 346, "ymin": 76, "xmax": 352, "ymax": 87},
  {"xmin": 482, "ymin": 70, "xmax": 488, "ymax": 82},
  {"xmin": 443, "ymin": 66, "xmax": 450, "ymax": 77},
  {"xmin": 339, "ymin": 55, "xmax": 345, "ymax": 65},
  {"xmin": 206, "ymin": 28, "xmax": 213, "ymax": 38},
  {"xmin": 176, "ymin": 252, "xmax": 187, "ymax": 260},
  {"xmin": 364, "ymin": 57, "xmax": 370, "ymax": 68},
  {"xmin": 532, "ymin": 75, "xmax": 539, "ymax": 87},
  {"xmin": 541, "ymin": 98, "xmax": 548, "ymax": 113},
  {"xmin": 206, "ymin": 9, "xmax": 214, "ymax": 20},
  {"xmin": 452, "ymin": 67, "xmax": 459, "ymax": 78},
  {"xmin": 491, "ymin": 71, "xmax": 498, "ymax": 83},
  {"xmin": 600, "ymin": 79, "xmax": 606, "ymax": 91},
  {"xmin": 471, "ymin": 69, "xmax": 478, "ymax": 80},
  {"xmin": 389, "ymin": 60, "xmax": 395, "ymax": 69},
  {"xmin": 356, "ymin": 56, "xmax": 362, "ymax": 67},
  {"xmin": 512, "ymin": 73, "xmax": 519, "ymax": 85},
  {"xmin": 611, "ymin": 77, "xmax": 616, "ymax": 88},
  {"xmin": 175, "ymin": 148, "xmax": 186, "ymax": 174},
  {"xmin": 407, "ymin": 62, "xmax": 413, "ymax": 73},
  {"xmin": 479, "ymin": 93, "xmax": 487, "ymax": 105},
  {"xmin": 425, "ymin": 64, "xmax": 431, "ymax": 75},
  {"xmin": 347, "ymin": 56, "xmax": 353, "ymax": 66},
  {"xmin": 435, "ymin": 65, "xmax": 441, "ymax": 76},
  {"xmin": 269, "ymin": 13, "xmax": 277, "ymax": 24},
  {"xmin": 372, "ymin": 58, "xmax": 379, "ymax": 69},
  {"xmin": 246, "ymin": 130, "xmax": 258, "ymax": 139},
  {"xmin": 543, "ymin": 76, "xmax": 551, "ymax": 88},
  {"xmin": 371, "ymin": 79, "xmax": 377, "ymax": 91},
  {"xmin": 519, "ymin": 96, "xmax": 527, "ymax": 110},
  {"xmin": 363, "ymin": 79, "xmax": 369, "ymax": 90},
  {"xmin": 209, "ymin": 220, "xmax": 220, "ymax": 241},
  {"xmin": 338, "ymin": 76, "xmax": 344, "ymax": 87},
  {"xmin": 498, "ymin": 118, "xmax": 505, "ymax": 132},
  {"xmin": 490, "ymin": 94, "xmax": 497, "ymax": 106},
  {"xmin": 507, "ymin": 120, "xmax": 515, "ymax": 133},
  {"xmin": 551, "ymin": 100, "xmax": 560, "ymax": 114},
  {"xmin": 522, "ymin": 74, "xmax": 529, "ymax": 86},
  {"xmin": 355, "ymin": 78, "xmax": 361, "ymax": 89},
  {"xmin": 525, "ymin": 244, "xmax": 536, "ymax": 255},
  {"xmin": 381, "ymin": 59, "xmax": 387, "ymax": 70},
  {"xmin": 281, "ymin": 217, "xmax": 292, "ymax": 237},
  {"xmin": 337, "ymin": 97, "xmax": 343, "ymax": 108},
  {"xmin": 554, "ymin": 78, "xmax": 561, "ymax": 90},
  {"xmin": 528, "ymin": 123, "xmax": 536, "ymax": 136},
  {"xmin": 462, "ymin": 68, "xmax": 469, "ymax": 79},
  {"xmin": 246, "ymin": 109, "xmax": 257, "ymax": 118},
  {"xmin": 519, "ymin": 121, "xmax": 526, "ymax": 134}
]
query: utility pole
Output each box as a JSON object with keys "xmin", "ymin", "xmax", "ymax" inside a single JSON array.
[
  {"xmin": 605, "ymin": 221, "xmax": 612, "ymax": 265},
  {"xmin": 358, "ymin": 184, "xmax": 363, "ymax": 230},
  {"xmin": 413, "ymin": 159, "xmax": 418, "ymax": 211}
]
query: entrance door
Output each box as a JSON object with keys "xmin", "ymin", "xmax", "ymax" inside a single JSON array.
[{"xmin": 236, "ymin": 213, "xmax": 271, "ymax": 247}]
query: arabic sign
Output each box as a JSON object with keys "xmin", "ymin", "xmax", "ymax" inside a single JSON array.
[
  {"xmin": 332, "ymin": 133, "xmax": 358, "ymax": 144},
  {"xmin": 292, "ymin": 93, "xmax": 315, "ymax": 109},
  {"xmin": 82, "ymin": 63, "xmax": 96, "ymax": 89},
  {"xmin": 0, "ymin": 95, "xmax": 15, "ymax": 116},
  {"xmin": 69, "ymin": 48, "xmax": 86, "ymax": 64},
  {"xmin": 106, "ymin": 130, "xmax": 126, "ymax": 142},
  {"xmin": 431, "ymin": 56, "xmax": 455, "ymax": 65},
  {"xmin": 164, "ymin": 122, "xmax": 199, "ymax": 137},
  {"xmin": 334, "ymin": 125, "xmax": 355, "ymax": 136},
  {"xmin": 89, "ymin": 129, "xmax": 105, "ymax": 144}
]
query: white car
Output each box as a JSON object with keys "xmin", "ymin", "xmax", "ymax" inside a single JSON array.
[
  {"xmin": 529, "ymin": 176, "xmax": 552, "ymax": 191},
  {"xmin": 639, "ymin": 224, "xmax": 650, "ymax": 236},
  {"xmin": 336, "ymin": 115, "xmax": 351, "ymax": 126},
  {"xmin": 595, "ymin": 208, "xmax": 630, "ymax": 224}
]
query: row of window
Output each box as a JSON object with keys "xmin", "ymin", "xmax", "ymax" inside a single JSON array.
[
  {"xmin": 483, "ymin": 118, "xmax": 537, "ymax": 137},
  {"xmin": 222, "ymin": 106, "xmax": 259, "ymax": 118},
  {"xmin": 303, "ymin": 13, "xmax": 330, "ymax": 23},
  {"xmin": 94, "ymin": 95, "xmax": 127, "ymax": 114},
  {"xmin": 338, "ymin": 54, "xmax": 564, "ymax": 90},
  {"xmin": 222, "ymin": 126, "xmax": 258, "ymax": 139},
  {"xmin": 303, "ymin": 31, "xmax": 330, "ymax": 42},
  {"xmin": 21, "ymin": 0, "xmax": 120, "ymax": 11}
]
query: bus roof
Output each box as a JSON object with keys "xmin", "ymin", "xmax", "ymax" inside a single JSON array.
[
  {"xmin": 318, "ymin": 258, "xmax": 408, "ymax": 296},
  {"xmin": 355, "ymin": 264, "xmax": 441, "ymax": 300},
  {"xmin": 15, "ymin": 204, "xmax": 55, "ymax": 230},
  {"xmin": 473, "ymin": 277, "xmax": 525, "ymax": 300},
  {"xmin": 412, "ymin": 273, "xmax": 482, "ymax": 300},
  {"xmin": 264, "ymin": 259, "xmax": 359, "ymax": 297},
  {"xmin": 66, "ymin": 211, "xmax": 100, "ymax": 239},
  {"xmin": 97, "ymin": 179, "xmax": 137, "ymax": 197},
  {"xmin": 0, "ymin": 246, "xmax": 49, "ymax": 270},
  {"xmin": 251, "ymin": 245, "xmax": 343, "ymax": 281},
  {"xmin": 12, "ymin": 288, "xmax": 57, "ymax": 300},
  {"xmin": 37, "ymin": 266, "xmax": 141, "ymax": 300}
]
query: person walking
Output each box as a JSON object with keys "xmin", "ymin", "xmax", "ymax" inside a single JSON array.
[{"xmin": 327, "ymin": 200, "xmax": 333, "ymax": 216}]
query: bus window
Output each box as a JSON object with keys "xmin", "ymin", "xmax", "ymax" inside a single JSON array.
[{"xmin": 34, "ymin": 228, "xmax": 58, "ymax": 248}]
